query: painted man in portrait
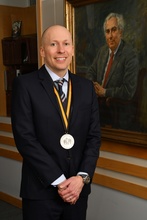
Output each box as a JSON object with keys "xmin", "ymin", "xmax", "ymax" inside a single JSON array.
[{"xmin": 87, "ymin": 13, "xmax": 139, "ymax": 130}]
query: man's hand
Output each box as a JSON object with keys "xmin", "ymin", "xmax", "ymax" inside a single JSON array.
[
  {"xmin": 58, "ymin": 176, "xmax": 84, "ymax": 205},
  {"xmin": 93, "ymin": 82, "xmax": 106, "ymax": 97}
]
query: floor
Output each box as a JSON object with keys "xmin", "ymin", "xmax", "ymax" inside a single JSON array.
[{"xmin": 0, "ymin": 200, "xmax": 22, "ymax": 220}]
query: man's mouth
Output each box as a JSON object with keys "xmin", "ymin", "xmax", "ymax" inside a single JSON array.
[{"xmin": 56, "ymin": 57, "xmax": 66, "ymax": 61}]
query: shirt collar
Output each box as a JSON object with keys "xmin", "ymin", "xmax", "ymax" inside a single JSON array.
[{"xmin": 45, "ymin": 65, "xmax": 69, "ymax": 82}]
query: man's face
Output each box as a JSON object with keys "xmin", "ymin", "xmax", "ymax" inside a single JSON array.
[
  {"xmin": 40, "ymin": 26, "xmax": 74, "ymax": 77},
  {"xmin": 105, "ymin": 17, "xmax": 122, "ymax": 51}
]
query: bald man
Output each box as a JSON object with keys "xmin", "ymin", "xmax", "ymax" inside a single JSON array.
[{"xmin": 11, "ymin": 25, "xmax": 101, "ymax": 220}]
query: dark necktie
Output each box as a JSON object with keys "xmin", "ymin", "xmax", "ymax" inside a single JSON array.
[
  {"xmin": 54, "ymin": 79, "xmax": 66, "ymax": 103},
  {"xmin": 103, "ymin": 52, "xmax": 114, "ymax": 87}
]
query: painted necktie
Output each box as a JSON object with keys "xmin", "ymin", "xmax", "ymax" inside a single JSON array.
[{"xmin": 103, "ymin": 52, "xmax": 114, "ymax": 87}]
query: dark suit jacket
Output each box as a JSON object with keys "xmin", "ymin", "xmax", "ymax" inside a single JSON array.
[
  {"xmin": 11, "ymin": 65, "xmax": 101, "ymax": 200},
  {"xmin": 87, "ymin": 40, "xmax": 139, "ymax": 100}
]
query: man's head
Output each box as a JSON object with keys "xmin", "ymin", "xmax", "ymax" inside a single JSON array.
[
  {"xmin": 103, "ymin": 13, "xmax": 124, "ymax": 52},
  {"xmin": 40, "ymin": 25, "xmax": 74, "ymax": 77}
]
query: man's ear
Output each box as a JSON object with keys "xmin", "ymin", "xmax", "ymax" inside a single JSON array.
[{"xmin": 40, "ymin": 46, "xmax": 45, "ymax": 58}]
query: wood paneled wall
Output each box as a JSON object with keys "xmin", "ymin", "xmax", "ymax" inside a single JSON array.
[
  {"xmin": 93, "ymin": 141, "xmax": 147, "ymax": 200},
  {"xmin": 0, "ymin": 5, "xmax": 36, "ymax": 116}
]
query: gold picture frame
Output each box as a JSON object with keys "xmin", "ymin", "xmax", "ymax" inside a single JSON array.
[{"xmin": 65, "ymin": 0, "xmax": 147, "ymax": 147}]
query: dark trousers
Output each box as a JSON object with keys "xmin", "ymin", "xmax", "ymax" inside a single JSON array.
[{"xmin": 22, "ymin": 196, "xmax": 88, "ymax": 220}]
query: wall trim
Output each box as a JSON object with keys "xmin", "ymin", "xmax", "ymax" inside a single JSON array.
[
  {"xmin": 0, "ymin": 192, "xmax": 22, "ymax": 208},
  {"xmin": 93, "ymin": 173, "xmax": 147, "ymax": 200}
]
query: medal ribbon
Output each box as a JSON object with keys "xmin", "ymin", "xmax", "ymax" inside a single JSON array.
[{"xmin": 54, "ymin": 79, "xmax": 72, "ymax": 130}]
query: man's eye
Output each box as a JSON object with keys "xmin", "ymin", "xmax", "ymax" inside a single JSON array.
[
  {"xmin": 65, "ymin": 42, "xmax": 70, "ymax": 46},
  {"xmin": 112, "ymin": 27, "xmax": 117, "ymax": 32},
  {"xmin": 51, "ymin": 43, "xmax": 56, "ymax": 46},
  {"xmin": 105, "ymin": 26, "xmax": 118, "ymax": 34},
  {"xmin": 105, "ymin": 30, "xmax": 110, "ymax": 34}
]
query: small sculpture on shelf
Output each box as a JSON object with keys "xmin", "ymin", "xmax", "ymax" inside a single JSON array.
[{"xmin": 12, "ymin": 21, "xmax": 22, "ymax": 38}]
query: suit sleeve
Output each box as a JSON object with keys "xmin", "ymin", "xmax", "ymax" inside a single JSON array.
[
  {"xmin": 105, "ymin": 46, "xmax": 139, "ymax": 100},
  {"xmin": 11, "ymin": 76, "xmax": 64, "ymax": 188},
  {"xmin": 86, "ymin": 51, "xmax": 100, "ymax": 81},
  {"xmin": 78, "ymin": 81, "xmax": 101, "ymax": 178}
]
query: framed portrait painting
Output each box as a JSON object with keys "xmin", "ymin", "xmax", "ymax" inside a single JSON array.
[{"xmin": 66, "ymin": 0, "xmax": 147, "ymax": 147}]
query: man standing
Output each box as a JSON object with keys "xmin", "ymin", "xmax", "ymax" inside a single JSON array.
[
  {"xmin": 11, "ymin": 25, "xmax": 101, "ymax": 220},
  {"xmin": 87, "ymin": 13, "xmax": 139, "ymax": 129}
]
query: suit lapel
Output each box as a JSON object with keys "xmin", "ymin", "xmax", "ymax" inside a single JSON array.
[
  {"xmin": 106, "ymin": 40, "xmax": 124, "ymax": 85},
  {"xmin": 37, "ymin": 67, "xmax": 81, "ymax": 128},
  {"xmin": 38, "ymin": 65, "xmax": 60, "ymax": 112},
  {"xmin": 100, "ymin": 49, "xmax": 109, "ymax": 82},
  {"xmin": 69, "ymin": 73, "xmax": 81, "ymax": 126}
]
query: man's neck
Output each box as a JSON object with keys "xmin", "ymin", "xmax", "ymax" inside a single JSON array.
[{"xmin": 45, "ymin": 65, "xmax": 69, "ymax": 81}]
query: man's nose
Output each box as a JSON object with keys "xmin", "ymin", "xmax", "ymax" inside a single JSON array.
[
  {"xmin": 57, "ymin": 44, "xmax": 65, "ymax": 52},
  {"xmin": 108, "ymin": 30, "xmax": 113, "ymax": 36}
]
